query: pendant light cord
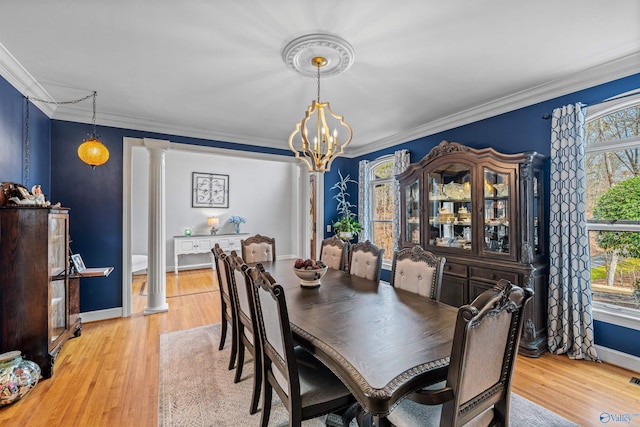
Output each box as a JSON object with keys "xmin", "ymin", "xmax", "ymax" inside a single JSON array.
[{"xmin": 23, "ymin": 90, "xmax": 100, "ymax": 185}]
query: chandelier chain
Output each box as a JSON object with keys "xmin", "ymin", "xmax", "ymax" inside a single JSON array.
[
  {"xmin": 317, "ymin": 63, "xmax": 321, "ymax": 103},
  {"xmin": 27, "ymin": 91, "xmax": 95, "ymax": 106},
  {"xmin": 23, "ymin": 99, "xmax": 30, "ymax": 187}
]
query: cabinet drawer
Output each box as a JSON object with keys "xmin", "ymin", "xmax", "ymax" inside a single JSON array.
[
  {"xmin": 442, "ymin": 262, "xmax": 468, "ymax": 278},
  {"xmin": 469, "ymin": 267, "xmax": 518, "ymax": 284}
]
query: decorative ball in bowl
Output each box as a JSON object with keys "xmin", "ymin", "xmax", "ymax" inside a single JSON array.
[{"xmin": 293, "ymin": 259, "xmax": 328, "ymax": 288}]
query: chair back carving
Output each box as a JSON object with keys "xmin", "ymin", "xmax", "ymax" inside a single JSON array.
[
  {"xmin": 390, "ymin": 246, "xmax": 445, "ymax": 300},
  {"xmin": 319, "ymin": 236, "xmax": 348, "ymax": 270},
  {"xmin": 241, "ymin": 233, "xmax": 276, "ymax": 263},
  {"xmin": 443, "ymin": 279, "xmax": 534, "ymax": 425},
  {"xmin": 348, "ymin": 240, "xmax": 384, "ymax": 282}
]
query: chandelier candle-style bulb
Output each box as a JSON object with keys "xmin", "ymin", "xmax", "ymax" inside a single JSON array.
[{"xmin": 288, "ymin": 56, "xmax": 352, "ymax": 173}]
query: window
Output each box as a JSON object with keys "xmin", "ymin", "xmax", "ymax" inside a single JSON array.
[
  {"xmin": 369, "ymin": 157, "xmax": 395, "ymax": 261},
  {"xmin": 585, "ymin": 91, "xmax": 640, "ymax": 313}
]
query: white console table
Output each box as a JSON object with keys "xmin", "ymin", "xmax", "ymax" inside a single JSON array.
[{"xmin": 173, "ymin": 233, "xmax": 249, "ymax": 274}]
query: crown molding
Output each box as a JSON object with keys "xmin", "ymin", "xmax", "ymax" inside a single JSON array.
[
  {"xmin": 2, "ymin": 39, "xmax": 637, "ymax": 158},
  {"xmin": 347, "ymin": 51, "xmax": 640, "ymax": 158},
  {"xmin": 0, "ymin": 42, "xmax": 57, "ymax": 117}
]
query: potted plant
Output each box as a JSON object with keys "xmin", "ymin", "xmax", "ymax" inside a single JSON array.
[{"xmin": 330, "ymin": 170, "xmax": 362, "ymax": 241}]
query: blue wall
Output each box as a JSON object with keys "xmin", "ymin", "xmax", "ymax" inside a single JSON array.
[
  {"xmin": 0, "ymin": 77, "xmax": 51, "ymax": 192},
  {"xmin": 50, "ymin": 120, "xmax": 293, "ymax": 312}
]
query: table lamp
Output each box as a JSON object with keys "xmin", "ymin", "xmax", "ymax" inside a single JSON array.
[{"xmin": 208, "ymin": 217, "xmax": 219, "ymax": 235}]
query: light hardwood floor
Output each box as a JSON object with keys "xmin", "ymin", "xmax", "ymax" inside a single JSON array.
[{"xmin": 0, "ymin": 268, "xmax": 638, "ymax": 426}]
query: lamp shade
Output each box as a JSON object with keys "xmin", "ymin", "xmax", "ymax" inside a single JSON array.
[
  {"xmin": 208, "ymin": 217, "xmax": 219, "ymax": 227},
  {"xmin": 78, "ymin": 138, "xmax": 109, "ymax": 167}
]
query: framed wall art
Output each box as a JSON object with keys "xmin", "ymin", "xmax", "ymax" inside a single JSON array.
[{"xmin": 192, "ymin": 172, "xmax": 229, "ymax": 208}]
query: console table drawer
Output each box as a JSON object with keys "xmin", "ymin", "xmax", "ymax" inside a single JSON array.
[
  {"xmin": 215, "ymin": 237, "xmax": 241, "ymax": 252},
  {"xmin": 469, "ymin": 267, "xmax": 518, "ymax": 284}
]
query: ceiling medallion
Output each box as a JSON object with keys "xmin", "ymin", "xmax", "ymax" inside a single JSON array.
[{"xmin": 282, "ymin": 34, "xmax": 355, "ymax": 78}]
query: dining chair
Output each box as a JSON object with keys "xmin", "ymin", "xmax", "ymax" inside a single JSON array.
[
  {"xmin": 241, "ymin": 233, "xmax": 276, "ymax": 263},
  {"xmin": 348, "ymin": 240, "xmax": 384, "ymax": 282},
  {"xmin": 386, "ymin": 279, "xmax": 534, "ymax": 427},
  {"xmin": 390, "ymin": 245, "xmax": 446, "ymax": 300},
  {"xmin": 225, "ymin": 252, "xmax": 262, "ymax": 415},
  {"xmin": 211, "ymin": 245, "xmax": 238, "ymax": 370},
  {"xmin": 247, "ymin": 263, "xmax": 357, "ymax": 427},
  {"xmin": 319, "ymin": 236, "xmax": 349, "ymax": 270}
]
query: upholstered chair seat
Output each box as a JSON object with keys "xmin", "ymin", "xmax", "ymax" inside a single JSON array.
[
  {"xmin": 390, "ymin": 246, "xmax": 445, "ymax": 300},
  {"xmin": 319, "ymin": 236, "xmax": 348, "ymax": 270},
  {"xmin": 241, "ymin": 234, "xmax": 276, "ymax": 263},
  {"xmin": 348, "ymin": 240, "xmax": 384, "ymax": 282}
]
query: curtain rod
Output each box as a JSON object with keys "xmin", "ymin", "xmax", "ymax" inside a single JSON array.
[{"xmin": 541, "ymin": 88, "xmax": 640, "ymax": 120}]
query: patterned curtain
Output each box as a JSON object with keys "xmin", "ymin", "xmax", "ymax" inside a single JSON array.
[
  {"xmin": 393, "ymin": 150, "xmax": 411, "ymax": 252},
  {"xmin": 358, "ymin": 160, "xmax": 371, "ymax": 242},
  {"xmin": 547, "ymin": 103, "xmax": 599, "ymax": 361}
]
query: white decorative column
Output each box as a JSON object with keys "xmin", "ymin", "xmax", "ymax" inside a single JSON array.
[{"xmin": 143, "ymin": 138, "xmax": 171, "ymax": 315}]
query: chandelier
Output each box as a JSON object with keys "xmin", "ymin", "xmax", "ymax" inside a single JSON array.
[{"xmin": 284, "ymin": 34, "xmax": 354, "ymax": 173}]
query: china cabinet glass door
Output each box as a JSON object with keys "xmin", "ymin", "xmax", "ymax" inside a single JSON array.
[
  {"xmin": 404, "ymin": 178, "xmax": 421, "ymax": 245},
  {"xmin": 48, "ymin": 214, "xmax": 68, "ymax": 345},
  {"xmin": 427, "ymin": 163, "xmax": 472, "ymax": 251},
  {"xmin": 482, "ymin": 167, "xmax": 512, "ymax": 257}
]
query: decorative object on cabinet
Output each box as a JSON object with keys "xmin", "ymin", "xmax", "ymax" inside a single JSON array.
[
  {"xmin": 192, "ymin": 172, "xmax": 229, "ymax": 208},
  {"xmin": 227, "ymin": 215, "xmax": 246, "ymax": 234},
  {"xmin": 284, "ymin": 34, "xmax": 354, "ymax": 173},
  {"xmin": 0, "ymin": 351, "xmax": 41, "ymax": 407},
  {"xmin": 398, "ymin": 140, "xmax": 548, "ymax": 357},
  {"xmin": 330, "ymin": 170, "xmax": 362, "ymax": 241},
  {"xmin": 1, "ymin": 182, "xmax": 51, "ymax": 207},
  {"xmin": 0, "ymin": 206, "xmax": 72, "ymax": 377},
  {"xmin": 208, "ymin": 217, "xmax": 220, "ymax": 235}
]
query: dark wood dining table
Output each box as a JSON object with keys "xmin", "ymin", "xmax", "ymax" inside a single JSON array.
[{"xmin": 254, "ymin": 259, "xmax": 458, "ymax": 418}]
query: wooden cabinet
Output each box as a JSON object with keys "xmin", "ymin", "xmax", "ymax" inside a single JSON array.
[
  {"xmin": 173, "ymin": 233, "xmax": 248, "ymax": 273},
  {"xmin": 398, "ymin": 141, "xmax": 548, "ymax": 357},
  {"xmin": 0, "ymin": 206, "xmax": 71, "ymax": 377}
]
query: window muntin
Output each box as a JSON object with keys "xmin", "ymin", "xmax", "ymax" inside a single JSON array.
[
  {"xmin": 585, "ymin": 93, "xmax": 640, "ymax": 312},
  {"xmin": 370, "ymin": 157, "xmax": 395, "ymax": 261}
]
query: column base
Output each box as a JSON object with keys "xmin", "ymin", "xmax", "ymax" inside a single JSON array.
[{"xmin": 144, "ymin": 303, "xmax": 169, "ymax": 315}]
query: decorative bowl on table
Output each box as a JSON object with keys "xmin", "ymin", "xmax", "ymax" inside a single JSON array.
[{"xmin": 293, "ymin": 259, "xmax": 328, "ymax": 288}]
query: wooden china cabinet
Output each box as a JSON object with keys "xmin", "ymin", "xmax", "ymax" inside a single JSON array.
[
  {"xmin": 398, "ymin": 141, "xmax": 548, "ymax": 357},
  {"xmin": 0, "ymin": 206, "xmax": 71, "ymax": 377}
]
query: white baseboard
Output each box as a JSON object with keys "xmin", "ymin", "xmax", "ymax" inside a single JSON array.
[
  {"xmin": 595, "ymin": 345, "xmax": 640, "ymax": 374},
  {"xmin": 80, "ymin": 307, "xmax": 123, "ymax": 323},
  {"xmin": 172, "ymin": 262, "xmax": 213, "ymax": 272}
]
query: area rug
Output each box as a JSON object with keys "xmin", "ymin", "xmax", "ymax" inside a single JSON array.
[{"xmin": 159, "ymin": 323, "xmax": 578, "ymax": 427}]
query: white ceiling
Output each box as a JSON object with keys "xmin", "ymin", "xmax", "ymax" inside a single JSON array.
[{"xmin": 1, "ymin": 1, "xmax": 639, "ymax": 157}]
